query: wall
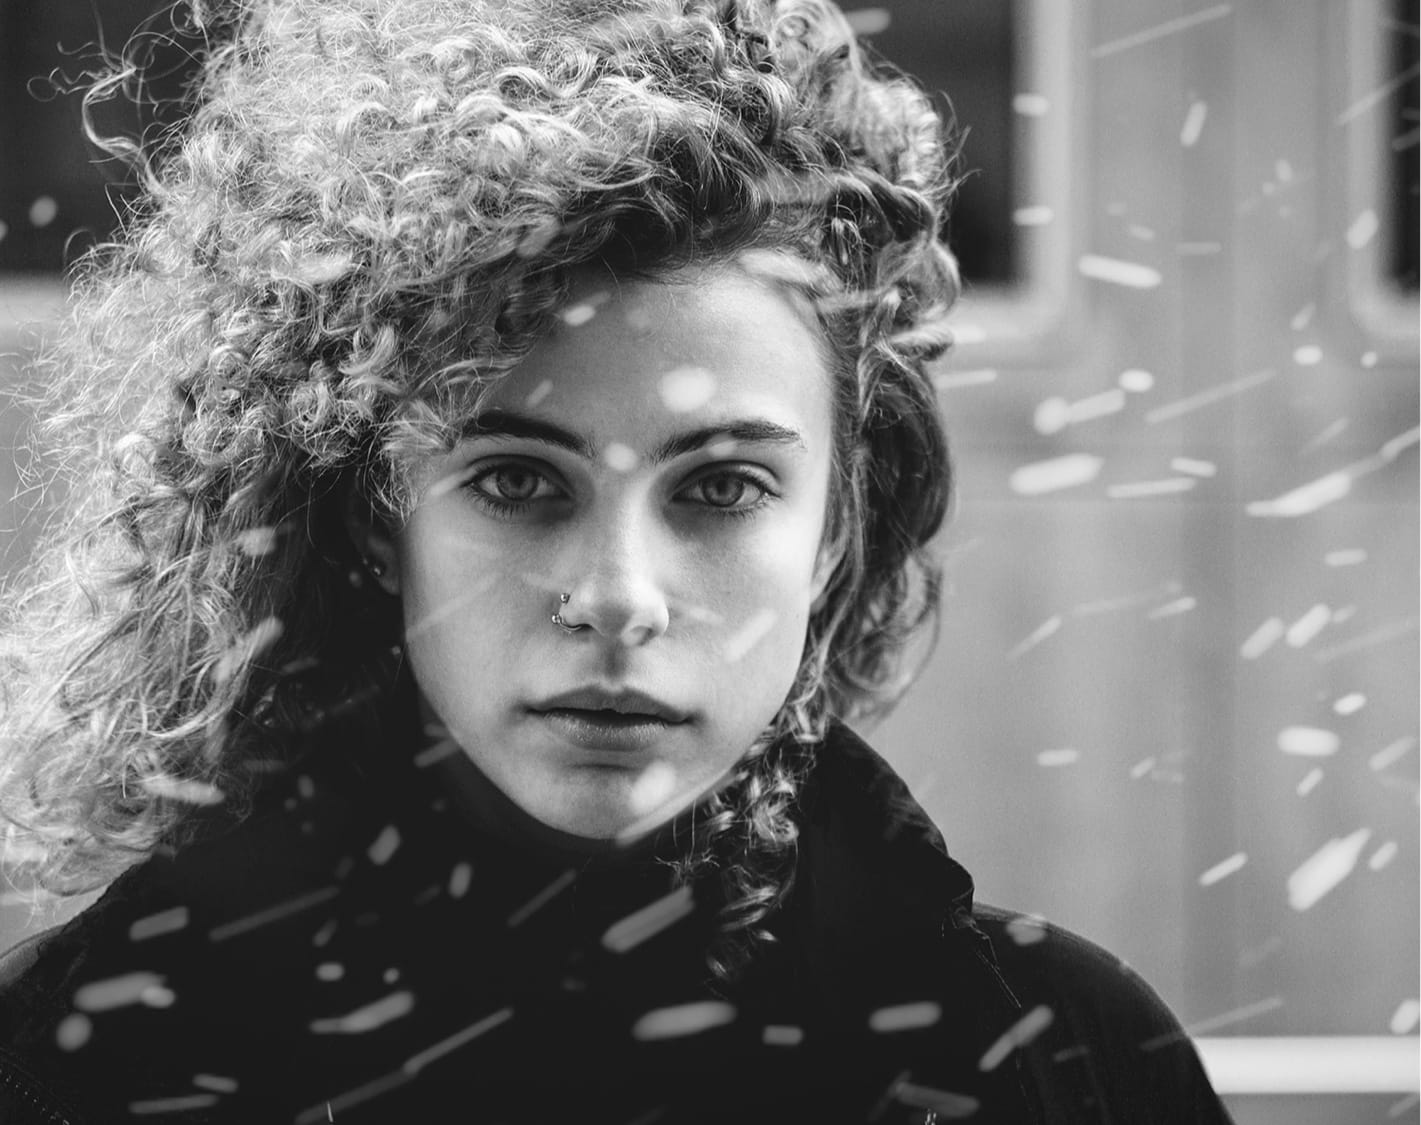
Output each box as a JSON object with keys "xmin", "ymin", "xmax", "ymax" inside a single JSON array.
[{"xmin": 859, "ymin": 0, "xmax": 1419, "ymax": 1117}]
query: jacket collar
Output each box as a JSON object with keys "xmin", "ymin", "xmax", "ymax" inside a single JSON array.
[
  {"xmin": 761, "ymin": 720, "xmax": 1038, "ymax": 1121},
  {"xmin": 793, "ymin": 719, "xmax": 991, "ymax": 960}
]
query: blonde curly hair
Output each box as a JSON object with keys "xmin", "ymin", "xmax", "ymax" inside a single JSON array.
[{"xmin": 0, "ymin": 0, "xmax": 959, "ymax": 979}]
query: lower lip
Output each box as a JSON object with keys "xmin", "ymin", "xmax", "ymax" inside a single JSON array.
[{"xmin": 534, "ymin": 709, "xmax": 682, "ymax": 751}]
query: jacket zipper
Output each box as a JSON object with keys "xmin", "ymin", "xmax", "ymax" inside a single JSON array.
[{"xmin": 940, "ymin": 913, "xmax": 1047, "ymax": 1125}]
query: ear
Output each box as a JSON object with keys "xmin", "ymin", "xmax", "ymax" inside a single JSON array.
[{"xmin": 342, "ymin": 483, "xmax": 402, "ymax": 597}]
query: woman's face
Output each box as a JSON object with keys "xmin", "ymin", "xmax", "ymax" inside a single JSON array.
[{"xmin": 376, "ymin": 264, "xmax": 838, "ymax": 841}]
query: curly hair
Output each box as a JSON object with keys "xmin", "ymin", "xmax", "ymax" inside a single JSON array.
[{"xmin": 0, "ymin": 0, "xmax": 958, "ymax": 979}]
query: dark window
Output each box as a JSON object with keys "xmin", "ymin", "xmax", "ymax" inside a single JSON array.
[
  {"xmin": 1388, "ymin": 0, "xmax": 1419, "ymax": 291},
  {"xmin": 0, "ymin": 0, "xmax": 206, "ymax": 273},
  {"xmin": 0, "ymin": 0, "xmax": 1021, "ymax": 286},
  {"xmin": 851, "ymin": 0, "xmax": 1017, "ymax": 286}
]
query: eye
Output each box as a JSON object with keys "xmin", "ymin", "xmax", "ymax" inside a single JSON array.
[
  {"xmin": 483, "ymin": 466, "xmax": 545, "ymax": 502},
  {"xmin": 464, "ymin": 461, "xmax": 563, "ymax": 514},
  {"xmin": 680, "ymin": 468, "xmax": 774, "ymax": 514}
]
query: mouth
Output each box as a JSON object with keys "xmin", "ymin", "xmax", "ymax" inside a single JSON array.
[
  {"xmin": 528, "ymin": 687, "xmax": 690, "ymax": 752},
  {"xmin": 532, "ymin": 687, "xmax": 690, "ymax": 725},
  {"xmin": 541, "ymin": 708, "xmax": 674, "ymax": 727},
  {"xmin": 532, "ymin": 708, "xmax": 684, "ymax": 752}
]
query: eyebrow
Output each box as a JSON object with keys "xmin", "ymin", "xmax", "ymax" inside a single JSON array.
[{"xmin": 460, "ymin": 408, "xmax": 808, "ymax": 464}]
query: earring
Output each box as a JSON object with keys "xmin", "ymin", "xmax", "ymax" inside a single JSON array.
[{"xmin": 362, "ymin": 555, "xmax": 387, "ymax": 580}]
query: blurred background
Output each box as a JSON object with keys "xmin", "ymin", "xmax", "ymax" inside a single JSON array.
[{"xmin": 1, "ymin": 0, "xmax": 1417, "ymax": 1120}]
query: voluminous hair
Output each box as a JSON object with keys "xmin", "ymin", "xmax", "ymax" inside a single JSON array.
[{"xmin": 0, "ymin": 0, "xmax": 958, "ymax": 977}]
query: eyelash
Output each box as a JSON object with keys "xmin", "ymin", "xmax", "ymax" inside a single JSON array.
[{"xmin": 463, "ymin": 461, "xmax": 776, "ymax": 521}]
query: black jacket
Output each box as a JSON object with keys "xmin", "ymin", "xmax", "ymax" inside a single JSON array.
[{"xmin": 0, "ymin": 720, "xmax": 1232, "ymax": 1124}]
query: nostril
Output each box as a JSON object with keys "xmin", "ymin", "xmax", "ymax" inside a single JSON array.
[
  {"xmin": 618, "ymin": 606, "xmax": 670, "ymax": 646},
  {"xmin": 618, "ymin": 623, "xmax": 657, "ymax": 646},
  {"xmin": 557, "ymin": 581, "xmax": 670, "ymax": 646}
]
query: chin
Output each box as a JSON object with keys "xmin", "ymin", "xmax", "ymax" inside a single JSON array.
[
  {"xmin": 554, "ymin": 787, "xmax": 695, "ymax": 844},
  {"xmin": 549, "ymin": 807, "xmax": 640, "ymax": 842},
  {"xmin": 531, "ymin": 788, "xmax": 634, "ymax": 836}
]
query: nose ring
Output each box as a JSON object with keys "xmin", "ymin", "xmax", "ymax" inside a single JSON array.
[{"xmin": 551, "ymin": 592, "xmax": 585, "ymax": 634}]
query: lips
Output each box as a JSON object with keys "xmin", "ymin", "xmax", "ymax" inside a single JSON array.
[
  {"xmin": 531, "ymin": 692, "xmax": 687, "ymax": 754},
  {"xmin": 532, "ymin": 687, "xmax": 689, "ymax": 725}
]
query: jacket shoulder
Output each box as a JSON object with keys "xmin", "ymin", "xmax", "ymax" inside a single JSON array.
[
  {"xmin": 0, "ymin": 931, "xmax": 53, "ymax": 992},
  {"xmin": 0, "ymin": 928, "xmax": 93, "ymax": 1125},
  {"xmin": 974, "ymin": 903, "xmax": 1235, "ymax": 1124}
]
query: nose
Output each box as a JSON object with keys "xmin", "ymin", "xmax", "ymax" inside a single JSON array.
[{"xmin": 556, "ymin": 511, "xmax": 671, "ymax": 647}]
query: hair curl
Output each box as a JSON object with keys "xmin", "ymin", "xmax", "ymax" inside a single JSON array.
[{"xmin": 0, "ymin": 0, "xmax": 958, "ymax": 979}]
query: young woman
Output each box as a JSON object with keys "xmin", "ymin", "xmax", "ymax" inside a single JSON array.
[{"xmin": 0, "ymin": 0, "xmax": 1233, "ymax": 1120}]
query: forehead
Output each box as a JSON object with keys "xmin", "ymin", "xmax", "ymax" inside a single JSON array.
[{"xmin": 478, "ymin": 265, "xmax": 834, "ymax": 430}]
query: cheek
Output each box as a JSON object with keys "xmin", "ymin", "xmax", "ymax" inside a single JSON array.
[
  {"xmin": 401, "ymin": 531, "xmax": 490, "ymax": 633},
  {"xmin": 396, "ymin": 517, "xmax": 526, "ymax": 692},
  {"xmin": 699, "ymin": 531, "xmax": 820, "ymax": 683},
  {"xmin": 398, "ymin": 502, "xmax": 543, "ymax": 609}
]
